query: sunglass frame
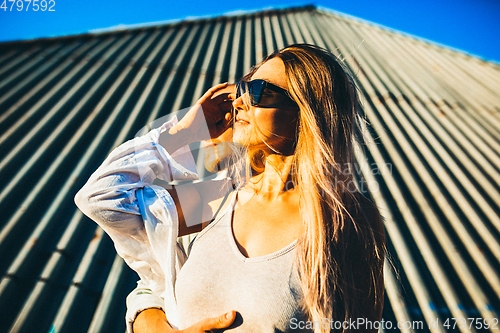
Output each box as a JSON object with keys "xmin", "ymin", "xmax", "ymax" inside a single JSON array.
[{"xmin": 236, "ymin": 79, "xmax": 296, "ymax": 107}]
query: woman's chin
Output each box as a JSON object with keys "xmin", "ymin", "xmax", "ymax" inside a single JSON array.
[{"xmin": 231, "ymin": 132, "xmax": 247, "ymax": 146}]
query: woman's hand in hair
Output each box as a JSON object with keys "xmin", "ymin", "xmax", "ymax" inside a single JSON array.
[
  {"xmin": 132, "ymin": 308, "xmax": 236, "ymax": 333},
  {"xmin": 172, "ymin": 83, "xmax": 234, "ymax": 142},
  {"xmin": 159, "ymin": 83, "xmax": 234, "ymax": 154}
]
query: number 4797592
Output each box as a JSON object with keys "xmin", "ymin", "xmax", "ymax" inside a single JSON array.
[{"xmin": 1, "ymin": 0, "xmax": 55, "ymax": 11}]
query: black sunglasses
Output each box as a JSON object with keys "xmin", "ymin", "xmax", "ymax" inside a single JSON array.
[{"xmin": 236, "ymin": 79, "xmax": 297, "ymax": 108}]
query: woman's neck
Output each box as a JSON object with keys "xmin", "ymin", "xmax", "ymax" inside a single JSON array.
[{"xmin": 246, "ymin": 153, "xmax": 296, "ymax": 201}]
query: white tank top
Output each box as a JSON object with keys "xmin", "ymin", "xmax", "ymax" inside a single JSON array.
[{"xmin": 174, "ymin": 190, "xmax": 313, "ymax": 332}]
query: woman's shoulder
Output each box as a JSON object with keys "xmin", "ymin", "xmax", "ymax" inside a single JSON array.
[{"xmin": 153, "ymin": 177, "xmax": 234, "ymax": 237}]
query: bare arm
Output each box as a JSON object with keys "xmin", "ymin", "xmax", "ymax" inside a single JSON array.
[
  {"xmin": 133, "ymin": 309, "xmax": 173, "ymax": 333},
  {"xmin": 132, "ymin": 308, "xmax": 236, "ymax": 333},
  {"xmin": 166, "ymin": 186, "xmax": 202, "ymax": 237}
]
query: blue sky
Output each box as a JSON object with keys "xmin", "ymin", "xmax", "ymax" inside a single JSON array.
[{"xmin": 0, "ymin": 0, "xmax": 499, "ymax": 63}]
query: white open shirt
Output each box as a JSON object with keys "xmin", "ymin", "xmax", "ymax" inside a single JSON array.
[{"xmin": 74, "ymin": 116, "xmax": 200, "ymax": 331}]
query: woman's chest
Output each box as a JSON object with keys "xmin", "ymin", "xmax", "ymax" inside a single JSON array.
[
  {"xmin": 231, "ymin": 196, "xmax": 302, "ymax": 258},
  {"xmin": 174, "ymin": 223, "xmax": 310, "ymax": 332}
]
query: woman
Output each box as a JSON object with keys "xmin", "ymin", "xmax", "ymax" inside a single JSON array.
[{"xmin": 75, "ymin": 44, "xmax": 385, "ymax": 333}]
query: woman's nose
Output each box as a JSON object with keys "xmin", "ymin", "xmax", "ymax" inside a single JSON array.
[{"xmin": 232, "ymin": 94, "xmax": 245, "ymax": 111}]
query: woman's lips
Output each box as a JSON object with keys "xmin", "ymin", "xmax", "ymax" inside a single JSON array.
[{"xmin": 235, "ymin": 118, "xmax": 249, "ymax": 125}]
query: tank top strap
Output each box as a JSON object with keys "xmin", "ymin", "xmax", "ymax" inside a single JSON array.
[{"xmin": 209, "ymin": 188, "xmax": 235, "ymax": 224}]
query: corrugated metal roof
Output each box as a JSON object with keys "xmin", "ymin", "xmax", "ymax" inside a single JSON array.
[{"xmin": 0, "ymin": 5, "xmax": 499, "ymax": 332}]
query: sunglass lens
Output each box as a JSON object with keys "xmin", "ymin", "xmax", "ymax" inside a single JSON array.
[
  {"xmin": 249, "ymin": 81, "xmax": 264, "ymax": 106},
  {"xmin": 236, "ymin": 81, "xmax": 260, "ymax": 106}
]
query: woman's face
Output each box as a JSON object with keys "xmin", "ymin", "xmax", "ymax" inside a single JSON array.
[{"xmin": 232, "ymin": 57, "xmax": 299, "ymax": 155}]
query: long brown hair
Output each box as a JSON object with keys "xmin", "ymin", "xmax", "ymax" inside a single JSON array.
[{"xmin": 231, "ymin": 44, "xmax": 386, "ymax": 332}]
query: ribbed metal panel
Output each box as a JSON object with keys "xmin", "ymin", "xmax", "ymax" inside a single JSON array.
[{"xmin": 0, "ymin": 5, "xmax": 499, "ymax": 332}]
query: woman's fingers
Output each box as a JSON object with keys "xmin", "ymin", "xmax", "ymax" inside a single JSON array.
[
  {"xmin": 217, "ymin": 99, "xmax": 233, "ymax": 112},
  {"xmin": 221, "ymin": 111, "xmax": 233, "ymax": 130},
  {"xmin": 212, "ymin": 110, "xmax": 233, "ymax": 138},
  {"xmin": 196, "ymin": 311, "xmax": 235, "ymax": 332},
  {"xmin": 205, "ymin": 90, "xmax": 234, "ymax": 137},
  {"xmin": 198, "ymin": 82, "xmax": 229, "ymax": 103},
  {"xmin": 178, "ymin": 83, "xmax": 234, "ymax": 141}
]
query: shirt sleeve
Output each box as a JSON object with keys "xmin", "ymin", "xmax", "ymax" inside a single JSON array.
[
  {"xmin": 126, "ymin": 280, "xmax": 165, "ymax": 333},
  {"xmin": 124, "ymin": 240, "xmax": 188, "ymax": 333},
  {"xmin": 74, "ymin": 115, "xmax": 197, "ymax": 330}
]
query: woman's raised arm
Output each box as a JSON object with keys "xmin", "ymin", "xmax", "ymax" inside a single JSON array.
[
  {"xmin": 74, "ymin": 82, "xmax": 235, "ymax": 331},
  {"xmin": 74, "ymin": 82, "xmax": 234, "ymax": 242},
  {"xmin": 74, "ymin": 114, "xmax": 201, "ymax": 246},
  {"xmin": 74, "ymin": 114, "xmax": 202, "ymax": 329}
]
